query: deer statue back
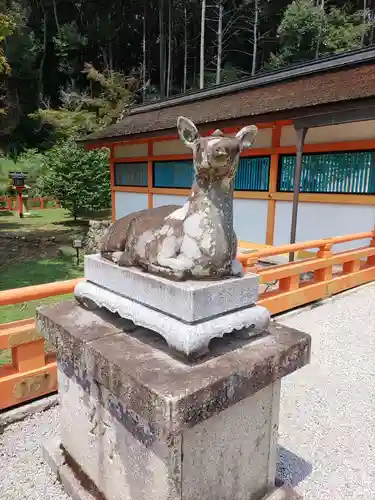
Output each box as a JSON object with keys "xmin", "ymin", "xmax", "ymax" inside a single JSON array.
[{"xmin": 100, "ymin": 117, "xmax": 257, "ymax": 280}]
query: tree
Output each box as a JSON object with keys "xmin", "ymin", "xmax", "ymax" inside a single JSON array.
[
  {"xmin": 38, "ymin": 140, "xmax": 110, "ymax": 219},
  {"xmin": 33, "ymin": 63, "xmax": 139, "ymax": 140},
  {"xmin": 0, "ymin": 14, "xmax": 15, "ymax": 76},
  {"xmin": 200, "ymin": 0, "xmax": 206, "ymax": 89},
  {"xmin": 269, "ymin": 0, "xmax": 372, "ymax": 67},
  {"xmin": 0, "ymin": 0, "xmax": 373, "ymax": 153}
]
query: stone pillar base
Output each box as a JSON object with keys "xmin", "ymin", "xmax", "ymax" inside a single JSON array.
[
  {"xmin": 37, "ymin": 301, "xmax": 310, "ymax": 500},
  {"xmin": 43, "ymin": 437, "xmax": 302, "ymax": 500}
]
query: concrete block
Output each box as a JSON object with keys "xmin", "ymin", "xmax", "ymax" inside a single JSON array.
[{"xmin": 83, "ymin": 254, "xmax": 259, "ymax": 323}]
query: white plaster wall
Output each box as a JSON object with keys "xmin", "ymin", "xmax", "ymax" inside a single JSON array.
[
  {"xmin": 233, "ymin": 199, "xmax": 268, "ymax": 244},
  {"xmin": 280, "ymin": 120, "xmax": 375, "ymax": 147},
  {"xmin": 274, "ymin": 201, "xmax": 375, "ymax": 251},
  {"xmin": 115, "ymin": 192, "xmax": 148, "ymax": 219},
  {"xmin": 154, "ymin": 196, "xmax": 268, "ymax": 244},
  {"xmin": 153, "ymin": 140, "xmax": 191, "ymax": 156},
  {"xmin": 113, "ymin": 142, "xmax": 148, "ymax": 158},
  {"xmin": 252, "ymin": 128, "xmax": 272, "ymax": 148},
  {"xmin": 153, "ymin": 194, "xmax": 187, "ymax": 208}
]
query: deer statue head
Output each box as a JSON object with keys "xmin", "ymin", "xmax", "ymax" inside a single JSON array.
[{"xmin": 177, "ymin": 116, "xmax": 258, "ymax": 186}]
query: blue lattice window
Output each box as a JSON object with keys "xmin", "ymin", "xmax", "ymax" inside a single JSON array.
[
  {"xmin": 153, "ymin": 157, "xmax": 270, "ymax": 191},
  {"xmin": 114, "ymin": 162, "xmax": 148, "ymax": 187},
  {"xmin": 153, "ymin": 160, "xmax": 194, "ymax": 188},
  {"xmin": 279, "ymin": 152, "xmax": 375, "ymax": 194},
  {"xmin": 235, "ymin": 157, "xmax": 270, "ymax": 191}
]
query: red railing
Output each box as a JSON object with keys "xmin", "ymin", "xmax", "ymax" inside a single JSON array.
[
  {"xmin": 1, "ymin": 228, "xmax": 375, "ymax": 410},
  {"xmin": 0, "ymin": 196, "xmax": 61, "ymax": 210}
]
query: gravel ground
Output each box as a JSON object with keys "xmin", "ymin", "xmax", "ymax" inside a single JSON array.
[
  {"xmin": 277, "ymin": 283, "xmax": 375, "ymax": 500},
  {"xmin": 0, "ymin": 406, "xmax": 69, "ymax": 500},
  {"xmin": 1, "ymin": 284, "xmax": 375, "ymax": 500}
]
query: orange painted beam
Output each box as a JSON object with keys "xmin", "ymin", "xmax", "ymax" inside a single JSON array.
[
  {"xmin": 238, "ymin": 231, "xmax": 373, "ymax": 264},
  {"xmin": 0, "ymin": 278, "xmax": 83, "ymax": 307},
  {"xmin": 272, "ymin": 192, "xmax": 375, "ymax": 206},
  {"xmin": 234, "ymin": 191, "xmax": 269, "ymax": 200},
  {"xmin": 151, "ymin": 187, "xmax": 190, "ymax": 196},
  {"xmin": 113, "ymin": 155, "xmax": 150, "ymax": 163},
  {"xmin": 256, "ymin": 246, "xmax": 375, "ymax": 283},
  {"xmin": 277, "ymin": 139, "xmax": 375, "ymax": 155},
  {"xmin": 258, "ymin": 264, "xmax": 375, "ymax": 315},
  {"xmin": 12, "ymin": 339, "xmax": 45, "ymax": 372},
  {"xmin": 266, "ymin": 125, "xmax": 281, "ymax": 245},
  {"xmin": 112, "ymin": 186, "xmax": 149, "ymax": 193},
  {"xmin": 148, "ymin": 142, "xmax": 153, "ymax": 209},
  {"xmin": 0, "ymin": 318, "xmax": 37, "ymax": 350},
  {"xmin": 110, "ymin": 145, "xmax": 116, "ymax": 221},
  {"xmin": 113, "ymin": 186, "xmax": 270, "ymax": 200},
  {"xmin": 0, "ymin": 357, "xmax": 57, "ymax": 410}
]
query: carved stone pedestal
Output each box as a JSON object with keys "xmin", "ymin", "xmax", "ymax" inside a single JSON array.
[
  {"xmin": 74, "ymin": 255, "xmax": 270, "ymax": 356},
  {"xmin": 37, "ymin": 301, "xmax": 310, "ymax": 500}
]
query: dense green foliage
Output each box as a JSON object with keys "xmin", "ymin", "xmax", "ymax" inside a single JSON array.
[
  {"xmin": 269, "ymin": 0, "xmax": 371, "ymax": 67},
  {"xmin": 37, "ymin": 141, "xmax": 110, "ymax": 219},
  {"xmin": 0, "ymin": 0, "xmax": 373, "ymax": 153}
]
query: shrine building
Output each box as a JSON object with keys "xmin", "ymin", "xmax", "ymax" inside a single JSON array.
[{"xmin": 84, "ymin": 47, "xmax": 375, "ymax": 251}]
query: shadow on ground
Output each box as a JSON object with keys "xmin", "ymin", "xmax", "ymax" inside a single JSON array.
[{"xmin": 277, "ymin": 445, "xmax": 313, "ymax": 487}]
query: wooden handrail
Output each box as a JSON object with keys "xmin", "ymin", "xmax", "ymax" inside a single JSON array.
[
  {"xmin": 237, "ymin": 230, "xmax": 374, "ymax": 264},
  {"xmin": 256, "ymin": 245, "xmax": 375, "ymax": 283},
  {"xmin": 0, "ymin": 196, "xmax": 61, "ymax": 210},
  {"xmin": 1, "ymin": 228, "xmax": 375, "ymax": 411},
  {"xmin": 0, "ymin": 278, "xmax": 83, "ymax": 306}
]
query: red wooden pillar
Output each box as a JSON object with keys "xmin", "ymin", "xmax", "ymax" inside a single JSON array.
[{"xmin": 16, "ymin": 188, "xmax": 24, "ymax": 218}]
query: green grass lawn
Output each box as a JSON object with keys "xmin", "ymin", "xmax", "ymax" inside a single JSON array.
[
  {"xmin": 0, "ymin": 208, "xmax": 74, "ymax": 234},
  {"xmin": 0, "ymin": 207, "xmax": 110, "ymax": 235},
  {"xmin": 0, "ymin": 208, "xmax": 105, "ymax": 365},
  {"xmin": 0, "ymin": 255, "xmax": 82, "ymax": 366},
  {"xmin": 0, "ymin": 255, "xmax": 83, "ymax": 292}
]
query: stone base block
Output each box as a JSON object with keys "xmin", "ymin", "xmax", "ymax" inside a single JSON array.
[
  {"xmin": 43, "ymin": 438, "xmax": 302, "ymax": 500},
  {"xmin": 37, "ymin": 301, "xmax": 310, "ymax": 500},
  {"xmin": 43, "ymin": 437, "xmax": 97, "ymax": 500},
  {"xmin": 58, "ymin": 368, "xmax": 280, "ymax": 500},
  {"xmin": 82, "ymin": 255, "xmax": 259, "ymax": 323},
  {"xmin": 74, "ymin": 280, "xmax": 270, "ymax": 356}
]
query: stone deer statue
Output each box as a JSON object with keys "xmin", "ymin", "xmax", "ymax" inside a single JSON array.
[{"xmin": 100, "ymin": 117, "xmax": 257, "ymax": 280}]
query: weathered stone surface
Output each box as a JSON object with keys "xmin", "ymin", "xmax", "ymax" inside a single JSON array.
[
  {"xmin": 37, "ymin": 300, "xmax": 311, "ymax": 436},
  {"xmin": 38, "ymin": 300, "xmax": 310, "ymax": 500},
  {"xmin": 43, "ymin": 437, "xmax": 99, "ymax": 500},
  {"xmin": 82, "ymin": 254, "xmax": 259, "ymax": 323},
  {"xmin": 74, "ymin": 280, "xmax": 269, "ymax": 355},
  {"xmin": 83, "ymin": 219, "xmax": 111, "ymax": 255},
  {"xmin": 100, "ymin": 117, "xmax": 258, "ymax": 280},
  {"xmin": 44, "ymin": 436, "xmax": 302, "ymax": 500},
  {"xmin": 57, "ymin": 367, "xmax": 280, "ymax": 500}
]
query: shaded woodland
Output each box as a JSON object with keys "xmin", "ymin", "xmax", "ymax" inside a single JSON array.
[{"xmin": 0, "ymin": 0, "xmax": 374, "ymax": 153}]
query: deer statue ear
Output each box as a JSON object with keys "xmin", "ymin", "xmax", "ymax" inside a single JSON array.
[
  {"xmin": 177, "ymin": 116, "xmax": 200, "ymax": 149},
  {"xmin": 235, "ymin": 125, "xmax": 258, "ymax": 151}
]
